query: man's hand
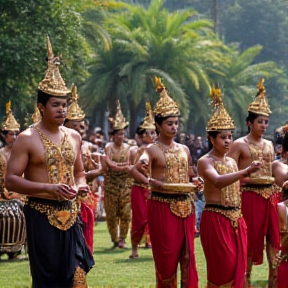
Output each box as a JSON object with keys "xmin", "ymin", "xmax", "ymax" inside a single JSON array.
[
  {"xmin": 135, "ymin": 159, "xmax": 149, "ymax": 177},
  {"xmin": 46, "ymin": 184, "xmax": 78, "ymax": 200}
]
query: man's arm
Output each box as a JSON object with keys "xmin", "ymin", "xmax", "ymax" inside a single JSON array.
[
  {"xmin": 197, "ymin": 156, "xmax": 259, "ymax": 189},
  {"xmin": 73, "ymin": 132, "xmax": 89, "ymax": 190},
  {"xmin": 5, "ymin": 132, "xmax": 48, "ymax": 194},
  {"xmin": 130, "ymin": 150, "xmax": 150, "ymax": 184},
  {"xmin": 272, "ymin": 161, "xmax": 288, "ymax": 187}
]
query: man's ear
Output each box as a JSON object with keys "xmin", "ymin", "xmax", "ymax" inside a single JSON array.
[{"xmin": 38, "ymin": 103, "xmax": 44, "ymax": 115}]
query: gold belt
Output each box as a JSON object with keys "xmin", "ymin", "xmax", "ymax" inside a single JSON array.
[
  {"xmin": 26, "ymin": 199, "xmax": 80, "ymax": 231},
  {"xmin": 240, "ymin": 183, "xmax": 281, "ymax": 199},
  {"xmin": 151, "ymin": 192, "xmax": 194, "ymax": 218},
  {"xmin": 204, "ymin": 205, "xmax": 242, "ymax": 229},
  {"xmin": 134, "ymin": 183, "xmax": 149, "ymax": 189}
]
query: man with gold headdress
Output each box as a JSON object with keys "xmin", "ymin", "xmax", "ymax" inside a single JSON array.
[
  {"xmin": 131, "ymin": 77, "xmax": 198, "ymax": 288},
  {"xmin": 129, "ymin": 100, "xmax": 156, "ymax": 258},
  {"xmin": 0, "ymin": 101, "xmax": 26, "ymax": 260},
  {"xmin": 5, "ymin": 36, "xmax": 94, "ymax": 288},
  {"xmin": 227, "ymin": 79, "xmax": 280, "ymax": 288},
  {"xmin": 197, "ymin": 86, "xmax": 260, "ymax": 288},
  {"xmin": 103, "ymin": 100, "xmax": 131, "ymax": 248}
]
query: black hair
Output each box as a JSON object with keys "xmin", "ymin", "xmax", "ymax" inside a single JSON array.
[
  {"xmin": 37, "ymin": 90, "xmax": 53, "ymax": 107},
  {"xmin": 135, "ymin": 121, "xmax": 146, "ymax": 136},
  {"xmin": 282, "ymin": 133, "xmax": 288, "ymax": 153},
  {"xmin": 110, "ymin": 128, "xmax": 126, "ymax": 136},
  {"xmin": 283, "ymin": 187, "xmax": 288, "ymax": 201},
  {"xmin": 1, "ymin": 130, "xmax": 9, "ymax": 136},
  {"xmin": 207, "ymin": 131, "xmax": 220, "ymax": 150},
  {"xmin": 246, "ymin": 112, "xmax": 260, "ymax": 133}
]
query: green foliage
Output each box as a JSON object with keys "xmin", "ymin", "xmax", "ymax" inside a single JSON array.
[{"xmin": 0, "ymin": 0, "xmax": 89, "ymax": 123}]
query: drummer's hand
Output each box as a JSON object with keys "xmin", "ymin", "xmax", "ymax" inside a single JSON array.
[{"xmin": 47, "ymin": 184, "xmax": 78, "ymax": 200}]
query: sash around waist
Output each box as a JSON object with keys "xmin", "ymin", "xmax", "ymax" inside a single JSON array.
[
  {"xmin": 204, "ymin": 203, "xmax": 240, "ymax": 211},
  {"xmin": 151, "ymin": 191, "xmax": 191, "ymax": 201}
]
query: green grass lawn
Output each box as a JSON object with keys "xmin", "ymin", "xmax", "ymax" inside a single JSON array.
[{"xmin": 0, "ymin": 221, "xmax": 269, "ymax": 288}]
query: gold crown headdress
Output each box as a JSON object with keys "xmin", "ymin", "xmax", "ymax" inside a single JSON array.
[
  {"xmin": 206, "ymin": 86, "xmax": 235, "ymax": 132},
  {"xmin": 247, "ymin": 78, "xmax": 272, "ymax": 117},
  {"xmin": 1, "ymin": 101, "xmax": 20, "ymax": 131},
  {"xmin": 140, "ymin": 101, "xmax": 155, "ymax": 130},
  {"xmin": 66, "ymin": 84, "xmax": 85, "ymax": 121},
  {"xmin": 108, "ymin": 100, "xmax": 129, "ymax": 131},
  {"xmin": 153, "ymin": 77, "xmax": 180, "ymax": 118},
  {"xmin": 38, "ymin": 36, "xmax": 71, "ymax": 97},
  {"xmin": 32, "ymin": 105, "xmax": 42, "ymax": 123}
]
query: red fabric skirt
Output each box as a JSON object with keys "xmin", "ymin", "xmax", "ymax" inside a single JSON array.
[
  {"xmin": 148, "ymin": 199, "xmax": 198, "ymax": 288},
  {"xmin": 130, "ymin": 185, "xmax": 149, "ymax": 246},
  {"xmin": 200, "ymin": 210, "xmax": 247, "ymax": 288},
  {"xmin": 241, "ymin": 191, "xmax": 280, "ymax": 265},
  {"xmin": 278, "ymin": 261, "xmax": 288, "ymax": 288}
]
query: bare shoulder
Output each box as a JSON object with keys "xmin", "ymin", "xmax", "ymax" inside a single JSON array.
[
  {"xmin": 129, "ymin": 146, "xmax": 138, "ymax": 153},
  {"xmin": 263, "ymin": 138, "xmax": 274, "ymax": 148},
  {"xmin": 16, "ymin": 127, "xmax": 37, "ymax": 144},
  {"xmin": 272, "ymin": 160, "xmax": 285, "ymax": 169},
  {"xmin": 176, "ymin": 142, "xmax": 189, "ymax": 152},
  {"xmin": 197, "ymin": 154, "xmax": 211, "ymax": 165},
  {"xmin": 232, "ymin": 136, "xmax": 247, "ymax": 145},
  {"xmin": 105, "ymin": 142, "xmax": 113, "ymax": 149},
  {"xmin": 62, "ymin": 126, "xmax": 80, "ymax": 140}
]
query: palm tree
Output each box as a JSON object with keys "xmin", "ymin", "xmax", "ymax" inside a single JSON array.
[
  {"xmin": 208, "ymin": 44, "xmax": 279, "ymax": 133},
  {"xmin": 83, "ymin": 0, "xmax": 224, "ymax": 135}
]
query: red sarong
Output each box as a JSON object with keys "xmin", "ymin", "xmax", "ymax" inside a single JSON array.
[
  {"xmin": 200, "ymin": 210, "xmax": 247, "ymax": 288},
  {"xmin": 148, "ymin": 199, "xmax": 198, "ymax": 288},
  {"xmin": 80, "ymin": 202, "xmax": 94, "ymax": 255},
  {"xmin": 278, "ymin": 261, "xmax": 288, "ymax": 288},
  {"xmin": 241, "ymin": 191, "xmax": 280, "ymax": 265},
  {"xmin": 130, "ymin": 185, "xmax": 150, "ymax": 246}
]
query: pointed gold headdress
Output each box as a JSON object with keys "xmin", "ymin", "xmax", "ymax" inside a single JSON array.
[
  {"xmin": 153, "ymin": 77, "xmax": 180, "ymax": 118},
  {"xmin": 66, "ymin": 84, "xmax": 85, "ymax": 121},
  {"xmin": 108, "ymin": 100, "xmax": 129, "ymax": 131},
  {"xmin": 247, "ymin": 78, "xmax": 272, "ymax": 117},
  {"xmin": 31, "ymin": 105, "xmax": 42, "ymax": 123},
  {"xmin": 140, "ymin": 101, "xmax": 155, "ymax": 130},
  {"xmin": 38, "ymin": 36, "xmax": 71, "ymax": 97},
  {"xmin": 1, "ymin": 101, "xmax": 20, "ymax": 131},
  {"xmin": 206, "ymin": 86, "xmax": 235, "ymax": 132}
]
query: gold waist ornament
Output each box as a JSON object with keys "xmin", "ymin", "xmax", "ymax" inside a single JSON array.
[
  {"xmin": 151, "ymin": 192, "xmax": 194, "ymax": 218},
  {"xmin": 204, "ymin": 205, "xmax": 242, "ymax": 229},
  {"xmin": 26, "ymin": 199, "xmax": 80, "ymax": 231},
  {"xmin": 240, "ymin": 183, "xmax": 281, "ymax": 199}
]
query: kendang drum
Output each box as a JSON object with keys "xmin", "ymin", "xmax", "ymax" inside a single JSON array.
[{"xmin": 0, "ymin": 199, "xmax": 26, "ymax": 253}]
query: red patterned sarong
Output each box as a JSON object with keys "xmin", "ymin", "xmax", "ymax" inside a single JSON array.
[
  {"xmin": 200, "ymin": 210, "xmax": 247, "ymax": 288},
  {"xmin": 148, "ymin": 199, "xmax": 198, "ymax": 288}
]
